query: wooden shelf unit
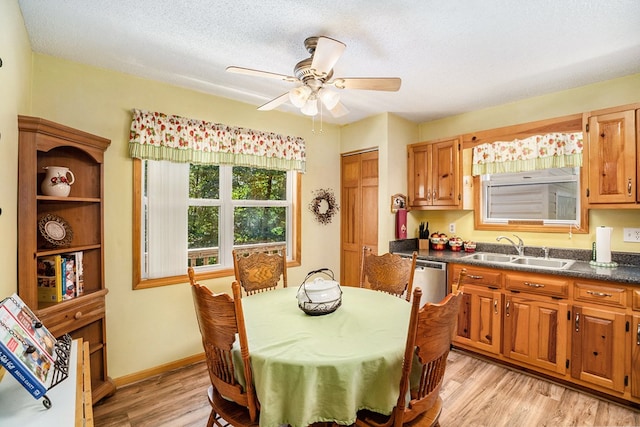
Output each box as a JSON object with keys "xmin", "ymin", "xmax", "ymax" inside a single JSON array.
[{"xmin": 17, "ymin": 115, "xmax": 114, "ymax": 403}]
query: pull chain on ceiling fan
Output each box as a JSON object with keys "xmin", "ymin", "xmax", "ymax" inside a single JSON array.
[{"xmin": 227, "ymin": 36, "xmax": 401, "ymax": 118}]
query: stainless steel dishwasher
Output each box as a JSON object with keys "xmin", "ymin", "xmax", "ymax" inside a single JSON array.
[{"xmin": 405, "ymin": 258, "xmax": 448, "ymax": 306}]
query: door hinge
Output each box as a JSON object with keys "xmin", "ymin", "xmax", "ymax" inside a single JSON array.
[
  {"xmin": 586, "ymin": 123, "xmax": 589, "ymax": 132},
  {"xmin": 586, "ymin": 188, "xmax": 590, "ymax": 198},
  {"xmin": 626, "ymin": 321, "xmax": 630, "ymax": 332},
  {"xmin": 625, "ymin": 376, "xmax": 629, "ymax": 387},
  {"xmin": 566, "ymin": 359, "xmax": 570, "ymax": 369},
  {"xmin": 567, "ymin": 310, "xmax": 571, "ymax": 320},
  {"xmin": 458, "ymin": 193, "xmax": 461, "ymax": 201}
]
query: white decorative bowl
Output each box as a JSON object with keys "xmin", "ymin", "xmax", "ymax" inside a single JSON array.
[{"xmin": 297, "ymin": 271, "xmax": 342, "ymax": 316}]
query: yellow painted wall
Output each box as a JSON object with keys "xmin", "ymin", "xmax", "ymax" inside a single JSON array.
[
  {"xmin": 412, "ymin": 73, "xmax": 640, "ymax": 253},
  {"xmin": 339, "ymin": 113, "xmax": 418, "ymax": 250},
  {"xmin": 27, "ymin": 54, "xmax": 343, "ymax": 378},
  {"xmin": 0, "ymin": 0, "xmax": 33, "ymax": 300}
]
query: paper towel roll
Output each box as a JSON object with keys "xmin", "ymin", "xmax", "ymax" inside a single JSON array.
[{"xmin": 596, "ymin": 226, "xmax": 612, "ymax": 263}]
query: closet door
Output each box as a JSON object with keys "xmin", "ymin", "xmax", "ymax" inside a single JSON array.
[{"xmin": 341, "ymin": 150, "xmax": 378, "ymax": 286}]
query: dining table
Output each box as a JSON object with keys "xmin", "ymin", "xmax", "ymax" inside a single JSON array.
[{"xmin": 236, "ymin": 285, "xmax": 411, "ymax": 427}]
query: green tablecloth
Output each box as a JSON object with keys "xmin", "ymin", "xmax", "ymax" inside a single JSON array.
[{"xmin": 240, "ymin": 286, "xmax": 411, "ymax": 427}]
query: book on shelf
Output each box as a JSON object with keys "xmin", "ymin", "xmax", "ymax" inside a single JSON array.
[
  {"xmin": 0, "ymin": 294, "xmax": 58, "ymax": 399},
  {"xmin": 37, "ymin": 255, "xmax": 62, "ymax": 303},
  {"xmin": 74, "ymin": 251, "xmax": 84, "ymax": 297},
  {"xmin": 60, "ymin": 254, "xmax": 76, "ymax": 300}
]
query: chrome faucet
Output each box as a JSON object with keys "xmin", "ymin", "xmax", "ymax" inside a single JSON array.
[{"xmin": 496, "ymin": 234, "xmax": 525, "ymax": 256}]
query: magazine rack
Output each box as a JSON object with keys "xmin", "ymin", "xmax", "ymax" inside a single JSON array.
[
  {"xmin": 0, "ymin": 326, "xmax": 72, "ymax": 409},
  {"xmin": 41, "ymin": 333, "xmax": 73, "ymax": 408}
]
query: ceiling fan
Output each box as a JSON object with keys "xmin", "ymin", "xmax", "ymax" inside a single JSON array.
[{"xmin": 226, "ymin": 36, "xmax": 401, "ymax": 118}]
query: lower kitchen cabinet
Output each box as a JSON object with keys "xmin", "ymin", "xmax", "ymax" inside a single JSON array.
[
  {"xmin": 504, "ymin": 294, "xmax": 569, "ymax": 374},
  {"xmin": 632, "ymin": 314, "xmax": 640, "ymax": 398},
  {"xmin": 449, "ymin": 262, "xmax": 638, "ymax": 406},
  {"xmin": 503, "ymin": 270, "xmax": 570, "ymax": 374},
  {"xmin": 571, "ymin": 305, "xmax": 628, "ymax": 393},
  {"xmin": 452, "ymin": 264, "xmax": 502, "ymax": 355}
]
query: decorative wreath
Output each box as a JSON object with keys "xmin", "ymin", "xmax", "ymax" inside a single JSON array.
[{"xmin": 309, "ymin": 188, "xmax": 339, "ymax": 225}]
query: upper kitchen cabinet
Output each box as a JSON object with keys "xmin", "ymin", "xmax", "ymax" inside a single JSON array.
[
  {"xmin": 407, "ymin": 137, "xmax": 461, "ymax": 209},
  {"xmin": 586, "ymin": 104, "xmax": 640, "ymax": 206}
]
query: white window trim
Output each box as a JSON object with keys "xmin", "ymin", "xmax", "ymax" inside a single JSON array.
[{"xmin": 140, "ymin": 160, "xmax": 295, "ymax": 281}]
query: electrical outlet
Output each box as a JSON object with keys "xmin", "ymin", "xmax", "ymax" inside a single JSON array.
[
  {"xmin": 449, "ymin": 223, "xmax": 456, "ymax": 234},
  {"xmin": 623, "ymin": 228, "xmax": 640, "ymax": 242}
]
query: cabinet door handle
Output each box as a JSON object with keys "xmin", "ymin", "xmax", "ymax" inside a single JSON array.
[
  {"xmin": 525, "ymin": 282, "xmax": 545, "ymax": 288},
  {"xmin": 637, "ymin": 323, "xmax": 640, "ymax": 346},
  {"xmin": 575, "ymin": 312, "xmax": 580, "ymax": 332},
  {"xmin": 628, "ymin": 178, "xmax": 633, "ymax": 196},
  {"xmin": 426, "ymin": 189, "xmax": 431, "ymax": 202},
  {"xmin": 505, "ymin": 300, "xmax": 509, "ymax": 317},
  {"xmin": 468, "ymin": 274, "xmax": 484, "ymax": 280},
  {"xmin": 586, "ymin": 290, "xmax": 613, "ymax": 298}
]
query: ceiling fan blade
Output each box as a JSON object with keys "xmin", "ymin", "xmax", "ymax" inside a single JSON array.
[
  {"xmin": 226, "ymin": 66, "xmax": 298, "ymax": 83},
  {"xmin": 258, "ymin": 93, "xmax": 290, "ymax": 111},
  {"xmin": 332, "ymin": 77, "xmax": 402, "ymax": 91},
  {"xmin": 328, "ymin": 101, "xmax": 350, "ymax": 118},
  {"xmin": 310, "ymin": 36, "xmax": 346, "ymax": 78}
]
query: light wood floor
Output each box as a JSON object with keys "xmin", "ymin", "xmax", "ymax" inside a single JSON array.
[{"xmin": 93, "ymin": 350, "xmax": 640, "ymax": 427}]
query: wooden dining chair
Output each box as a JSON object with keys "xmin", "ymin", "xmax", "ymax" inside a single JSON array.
[
  {"xmin": 451, "ymin": 267, "xmax": 467, "ymax": 293},
  {"xmin": 356, "ymin": 287, "xmax": 463, "ymax": 427},
  {"xmin": 189, "ymin": 267, "xmax": 260, "ymax": 427},
  {"xmin": 232, "ymin": 246, "xmax": 287, "ymax": 296},
  {"xmin": 360, "ymin": 248, "xmax": 417, "ymax": 301}
]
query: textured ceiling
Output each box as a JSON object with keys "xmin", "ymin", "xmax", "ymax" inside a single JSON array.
[{"xmin": 17, "ymin": 0, "xmax": 640, "ymax": 125}]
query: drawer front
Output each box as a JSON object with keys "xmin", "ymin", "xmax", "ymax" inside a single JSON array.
[
  {"xmin": 37, "ymin": 296, "xmax": 106, "ymax": 338},
  {"xmin": 575, "ymin": 281, "xmax": 628, "ymax": 308},
  {"xmin": 452, "ymin": 264, "xmax": 502, "ymax": 289},
  {"xmin": 505, "ymin": 272, "xmax": 569, "ymax": 298}
]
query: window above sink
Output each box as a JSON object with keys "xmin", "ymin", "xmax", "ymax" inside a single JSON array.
[{"xmin": 463, "ymin": 113, "xmax": 589, "ymax": 234}]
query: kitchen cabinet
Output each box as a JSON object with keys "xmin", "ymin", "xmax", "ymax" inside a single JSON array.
[
  {"xmin": 451, "ymin": 264, "xmax": 502, "ymax": 355},
  {"xmin": 571, "ymin": 279, "xmax": 629, "ymax": 394},
  {"xmin": 586, "ymin": 105, "xmax": 639, "ymax": 205},
  {"xmin": 632, "ymin": 314, "xmax": 640, "ymax": 399},
  {"xmin": 570, "ymin": 304, "xmax": 627, "ymax": 393},
  {"xmin": 503, "ymin": 272, "xmax": 570, "ymax": 374},
  {"xmin": 17, "ymin": 116, "xmax": 114, "ymax": 403},
  {"xmin": 449, "ymin": 261, "xmax": 640, "ymax": 405},
  {"xmin": 407, "ymin": 137, "xmax": 461, "ymax": 209}
]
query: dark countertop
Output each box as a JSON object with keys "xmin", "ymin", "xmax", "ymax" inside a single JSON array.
[{"xmin": 390, "ymin": 238, "xmax": 640, "ymax": 286}]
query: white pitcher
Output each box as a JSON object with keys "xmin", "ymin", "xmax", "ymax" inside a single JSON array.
[{"xmin": 41, "ymin": 166, "xmax": 75, "ymax": 197}]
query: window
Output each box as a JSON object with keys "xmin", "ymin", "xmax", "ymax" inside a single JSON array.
[
  {"xmin": 133, "ymin": 159, "xmax": 301, "ymax": 289},
  {"xmin": 480, "ymin": 167, "xmax": 580, "ymax": 224}
]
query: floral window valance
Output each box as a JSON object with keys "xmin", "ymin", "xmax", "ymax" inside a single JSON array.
[
  {"xmin": 472, "ymin": 132, "xmax": 583, "ymax": 176},
  {"xmin": 129, "ymin": 109, "xmax": 306, "ymax": 172}
]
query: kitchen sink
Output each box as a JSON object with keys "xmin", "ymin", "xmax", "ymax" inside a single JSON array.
[
  {"xmin": 462, "ymin": 253, "xmax": 516, "ymax": 263},
  {"xmin": 462, "ymin": 252, "xmax": 575, "ymax": 270},
  {"xmin": 509, "ymin": 257, "xmax": 575, "ymax": 270}
]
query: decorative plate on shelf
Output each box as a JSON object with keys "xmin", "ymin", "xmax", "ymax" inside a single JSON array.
[{"xmin": 38, "ymin": 213, "xmax": 73, "ymax": 247}]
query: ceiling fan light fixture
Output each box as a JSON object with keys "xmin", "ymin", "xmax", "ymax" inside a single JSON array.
[
  {"xmin": 301, "ymin": 98, "xmax": 319, "ymax": 116},
  {"xmin": 319, "ymin": 88, "xmax": 340, "ymax": 110},
  {"xmin": 289, "ymin": 85, "xmax": 312, "ymax": 108}
]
